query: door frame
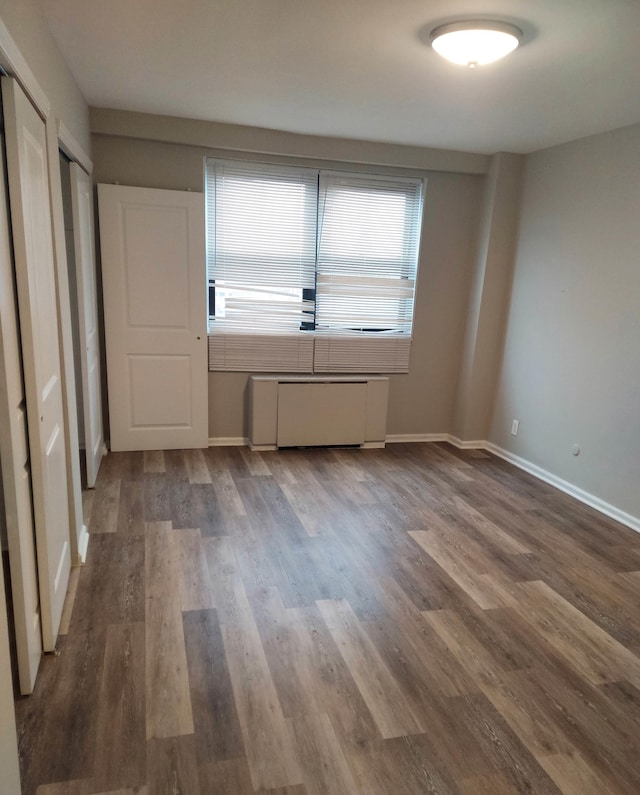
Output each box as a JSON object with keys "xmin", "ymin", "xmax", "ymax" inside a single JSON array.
[
  {"xmin": 69, "ymin": 160, "xmax": 104, "ymax": 489},
  {"xmin": 46, "ymin": 120, "xmax": 90, "ymax": 562}
]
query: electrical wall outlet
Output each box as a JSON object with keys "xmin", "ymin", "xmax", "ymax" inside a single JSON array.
[{"xmin": 511, "ymin": 419, "xmax": 519, "ymax": 436}]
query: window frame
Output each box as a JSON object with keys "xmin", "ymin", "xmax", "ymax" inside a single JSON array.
[{"xmin": 205, "ymin": 156, "xmax": 426, "ymax": 373}]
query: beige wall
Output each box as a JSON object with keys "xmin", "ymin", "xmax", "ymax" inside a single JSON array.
[
  {"xmin": 490, "ymin": 124, "xmax": 640, "ymax": 519},
  {"xmin": 390, "ymin": 171, "xmax": 483, "ymax": 436},
  {"xmin": 92, "ymin": 130, "xmax": 484, "ymax": 439},
  {"xmin": 0, "ymin": 0, "xmax": 90, "ymax": 152},
  {"xmin": 90, "ymin": 107, "xmax": 489, "ymax": 175},
  {"xmin": 453, "ymin": 153, "xmax": 524, "ymax": 442}
]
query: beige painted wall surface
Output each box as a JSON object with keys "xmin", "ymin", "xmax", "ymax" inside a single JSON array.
[
  {"xmin": 490, "ymin": 124, "xmax": 640, "ymax": 518},
  {"xmin": 92, "ymin": 133, "xmax": 483, "ymax": 439},
  {"xmin": 453, "ymin": 153, "xmax": 523, "ymax": 442},
  {"xmin": 90, "ymin": 107, "xmax": 489, "ymax": 175},
  {"xmin": 0, "ymin": 0, "xmax": 90, "ymax": 152},
  {"xmin": 390, "ymin": 171, "xmax": 482, "ymax": 436}
]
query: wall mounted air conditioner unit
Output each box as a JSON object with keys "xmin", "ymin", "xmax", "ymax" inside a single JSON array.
[{"xmin": 248, "ymin": 375, "xmax": 389, "ymax": 451}]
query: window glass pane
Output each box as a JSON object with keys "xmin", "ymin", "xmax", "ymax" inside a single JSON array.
[{"xmin": 214, "ymin": 282, "xmax": 302, "ymax": 319}]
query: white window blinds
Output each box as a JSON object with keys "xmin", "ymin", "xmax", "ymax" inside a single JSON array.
[
  {"xmin": 312, "ymin": 172, "xmax": 423, "ymax": 373},
  {"xmin": 206, "ymin": 158, "xmax": 425, "ymax": 373},
  {"xmin": 206, "ymin": 159, "xmax": 318, "ymax": 331},
  {"xmin": 316, "ymin": 172, "xmax": 423, "ymax": 335}
]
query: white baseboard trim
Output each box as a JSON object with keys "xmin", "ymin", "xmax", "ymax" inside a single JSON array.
[
  {"xmin": 208, "ymin": 436, "xmax": 248, "ymax": 447},
  {"xmin": 386, "ymin": 433, "xmax": 449, "ymax": 443},
  {"xmin": 75, "ymin": 524, "xmax": 89, "ymax": 565},
  {"xmin": 485, "ymin": 442, "xmax": 640, "ymax": 534},
  {"xmin": 384, "ymin": 433, "xmax": 640, "ymax": 534},
  {"xmin": 446, "ymin": 435, "xmax": 487, "ymax": 450},
  {"xmin": 362, "ymin": 441, "xmax": 386, "ymax": 449},
  {"xmin": 386, "ymin": 433, "xmax": 484, "ymax": 449}
]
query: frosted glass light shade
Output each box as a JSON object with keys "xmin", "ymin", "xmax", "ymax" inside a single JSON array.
[{"xmin": 431, "ymin": 21, "xmax": 522, "ymax": 67}]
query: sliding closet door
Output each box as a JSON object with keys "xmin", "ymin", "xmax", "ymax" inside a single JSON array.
[
  {"xmin": 2, "ymin": 76, "xmax": 70, "ymax": 651},
  {"xmin": 69, "ymin": 162, "xmax": 103, "ymax": 487},
  {"xmin": 0, "ymin": 127, "xmax": 42, "ymax": 693}
]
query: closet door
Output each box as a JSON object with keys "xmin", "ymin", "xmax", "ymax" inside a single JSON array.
[
  {"xmin": 69, "ymin": 162, "xmax": 104, "ymax": 487},
  {"xmin": 0, "ymin": 128, "xmax": 42, "ymax": 693},
  {"xmin": 2, "ymin": 76, "xmax": 70, "ymax": 651},
  {"xmin": 98, "ymin": 184, "xmax": 207, "ymax": 451}
]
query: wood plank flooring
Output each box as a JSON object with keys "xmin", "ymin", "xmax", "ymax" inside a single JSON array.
[{"xmin": 13, "ymin": 442, "xmax": 640, "ymax": 794}]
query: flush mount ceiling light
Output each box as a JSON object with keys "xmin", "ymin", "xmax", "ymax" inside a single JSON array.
[{"xmin": 430, "ymin": 20, "xmax": 522, "ymax": 68}]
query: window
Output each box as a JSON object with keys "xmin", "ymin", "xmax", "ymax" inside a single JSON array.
[
  {"xmin": 206, "ymin": 158, "xmax": 424, "ymax": 372},
  {"xmin": 206, "ymin": 160, "xmax": 318, "ymax": 332},
  {"xmin": 316, "ymin": 172, "xmax": 422, "ymax": 335}
]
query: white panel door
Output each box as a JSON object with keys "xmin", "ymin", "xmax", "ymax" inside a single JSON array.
[
  {"xmin": 98, "ymin": 184, "xmax": 207, "ymax": 451},
  {"xmin": 69, "ymin": 162, "xmax": 104, "ymax": 487},
  {"xmin": 0, "ymin": 130, "xmax": 42, "ymax": 693},
  {"xmin": 2, "ymin": 76, "xmax": 71, "ymax": 652}
]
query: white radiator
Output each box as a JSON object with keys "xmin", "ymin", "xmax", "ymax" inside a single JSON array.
[{"xmin": 248, "ymin": 375, "xmax": 389, "ymax": 451}]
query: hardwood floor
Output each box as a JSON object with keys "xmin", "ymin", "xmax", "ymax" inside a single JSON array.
[{"xmin": 13, "ymin": 442, "xmax": 640, "ymax": 794}]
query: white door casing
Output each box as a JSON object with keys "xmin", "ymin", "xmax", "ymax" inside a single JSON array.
[
  {"xmin": 70, "ymin": 162, "xmax": 104, "ymax": 487},
  {"xmin": 98, "ymin": 184, "xmax": 207, "ymax": 451},
  {"xmin": 0, "ymin": 130, "xmax": 42, "ymax": 693},
  {"xmin": 2, "ymin": 76, "xmax": 71, "ymax": 651},
  {"xmin": 47, "ymin": 120, "xmax": 87, "ymax": 565}
]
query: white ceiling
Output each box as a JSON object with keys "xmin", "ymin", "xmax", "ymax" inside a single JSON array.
[{"xmin": 40, "ymin": 0, "xmax": 640, "ymax": 154}]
